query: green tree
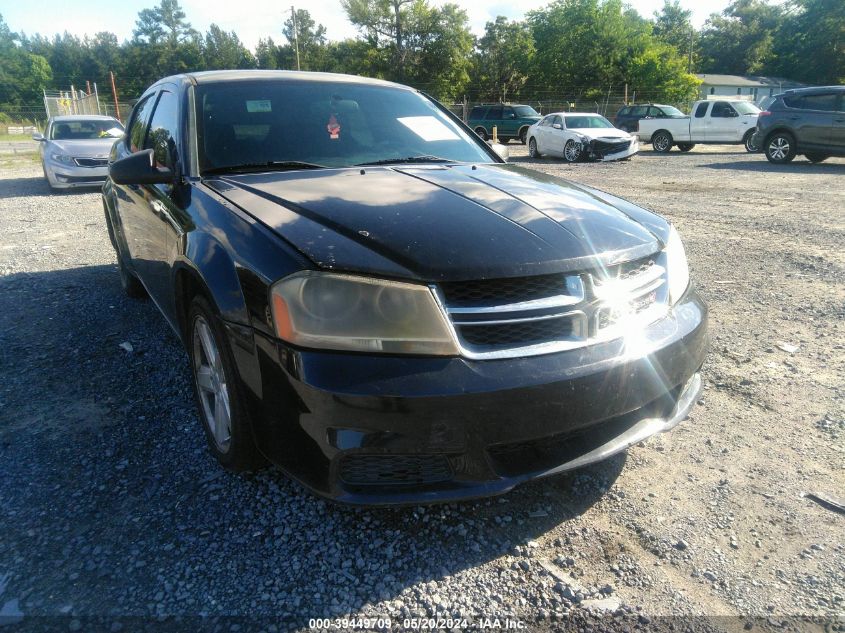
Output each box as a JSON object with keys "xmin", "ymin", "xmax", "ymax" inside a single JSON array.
[
  {"xmin": 133, "ymin": 0, "xmax": 198, "ymax": 45},
  {"xmin": 697, "ymin": 0, "xmax": 783, "ymax": 74},
  {"xmin": 203, "ymin": 24, "xmax": 255, "ymax": 69},
  {"xmin": 0, "ymin": 15, "xmax": 52, "ymax": 105},
  {"xmin": 652, "ymin": 0, "xmax": 695, "ymax": 70},
  {"xmin": 342, "ymin": 0, "xmax": 474, "ymax": 99},
  {"xmin": 472, "ymin": 16, "xmax": 535, "ymax": 101},
  {"xmin": 769, "ymin": 0, "xmax": 844, "ymax": 83},
  {"xmin": 255, "ymin": 37, "xmax": 279, "ymax": 69},
  {"xmin": 283, "ymin": 9, "xmax": 330, "ymax": 70}
]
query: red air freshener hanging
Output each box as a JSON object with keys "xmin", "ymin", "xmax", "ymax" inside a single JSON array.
[{"xmin": 327, "ymin": 114, "xmax": 340, "ymax": 140}]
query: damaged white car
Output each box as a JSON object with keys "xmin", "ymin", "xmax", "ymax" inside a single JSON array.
[{"xmin": 527, "ymin": 112, "xmax": 639, "ymax": 162}]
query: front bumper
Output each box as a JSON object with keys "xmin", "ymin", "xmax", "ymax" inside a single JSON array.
[
  {"xmin": 243, "ymin": 289, "xmax": 708, "ymax": 505},
  {"xmin": 43, "ymin": 160, "xmax": 108, "ymax": 189},
  {"xmin": 585, "ymin": 138, "xmax": 639, "ymax": 161}
]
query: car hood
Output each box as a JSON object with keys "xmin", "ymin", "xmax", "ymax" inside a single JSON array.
[
  {"xmin": 569, "ymin": 128, "xmax": 633, "ymax": 141},
  {"xmin": 48, "ymin": 139, "xmax": 118, "ymax": 157},
  {"xmin": 207, "ymin": 164, "xmax": 666, "ymax": 282}
]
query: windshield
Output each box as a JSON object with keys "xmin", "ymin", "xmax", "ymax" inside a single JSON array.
[
  {"xmin": 565, "ymin": 115, "xmax": 615, "ymax": 129},
  {"xmin": 513, "ymin": 105, "xmax": 539, "ymax": 117},
  {"xmin": 195, "ymin": 80, "xmax": 495, "ymax": 171},
  {"xmin": 51, "ymin": 119, "xmax": 124, "ymax": 140},
  {"xmin": 733, "ymin": 101, "xmax": 761, "ymax": 115},
  {"xmin": 660, "ymin": 106, "xmax": 685, "ymax": 117}
]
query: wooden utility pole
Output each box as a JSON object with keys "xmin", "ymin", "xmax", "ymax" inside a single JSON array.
[
  {"xmin": 109, "ymin": 71, "xmax": 122, "ymax": 122},
  {"xmin": 291, "ymin": 6, "xmax": 301, "ymax": 71}
]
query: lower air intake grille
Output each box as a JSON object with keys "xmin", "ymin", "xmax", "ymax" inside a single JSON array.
[
  {"xmin": 460, "ymin": 316, "xmax": 574, "ymax": 347},
  {"xmin": 339, "ymin": 454, "xmax": 452, "ymax": 487}
]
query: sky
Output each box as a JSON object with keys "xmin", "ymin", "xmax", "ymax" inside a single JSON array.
[{"xmin": 0, "ymin": 0, "xmax": 733, "ymax": 50}]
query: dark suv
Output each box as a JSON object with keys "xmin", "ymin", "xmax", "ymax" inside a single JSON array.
[
  {"xmin": 467, "ymin": 103, "xmax": 541, "ymax": 143},
  {"xmin": 752, "ymin": 86, "xmax": 845, "ymax": 164},
  {"xmin": 614, "ymin": 104, "xmax": 685, "ymax": 133}
]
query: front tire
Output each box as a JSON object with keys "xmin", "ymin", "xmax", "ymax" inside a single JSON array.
[
  {"xmin": 765, "ymin": 132, "xmax": 796, "ymax": 164},
  {"xmin": 677, "ymin": 143, "xmax": 695, "ymax": 152},
  {"xmin": 652, "ymin": 131, "xmax": 673, "ymax": 153},
  {"xmin": 563, "ymin": 139, "xmax": 582, "ymax": 163},
  {"xmin": 805, "ymin": 153, "xmax": 829, "ymax": 163},
  {"xmin": 188, "ymin": 295, "xmax": 266, "ymax": 473},
  {"xmin": 117, "ymin": 254, "xmax": 147, "ymax": 299},
  {"xmin": 475, "ymin": 127, "xmax": 489, "ymax": 142},
  {"xmin": 528, "ymin": 137, "xmax": 541, "ymax": 158},
  {"xmin": 744, "ymin": 130, "xmax": 759, "ymax": 153}
]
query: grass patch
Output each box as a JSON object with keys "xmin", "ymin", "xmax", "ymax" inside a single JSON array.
[
  {"xmin": 0, "ymin": 151, "xmax": 40, "ymax": 170},
  {"xmin": 0, "ymin": 133, "xmax": 39, "ymax": 142}
]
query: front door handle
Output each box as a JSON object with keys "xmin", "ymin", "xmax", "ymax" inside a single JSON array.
[{"xmin": 150, "ymin": 199, "xmax": 165, "ymax": 216}]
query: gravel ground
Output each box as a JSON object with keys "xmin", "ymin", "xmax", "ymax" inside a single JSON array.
[{"xmin": 0, "ymin": 147, "xmax": 842, "ymax": 632}]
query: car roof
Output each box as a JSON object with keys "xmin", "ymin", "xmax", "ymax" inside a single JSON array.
[
  {"xmin": 545, "ymin": 112, "xmax": 604, "ymax": 117},
  {"xmin": 153, "ymin": 69, "xmax": 411, "ymax": 91},
  {"xmin": 51, "ymin": 115, "xmax": 119, "ymax": 122},
  {"xmin": 777, "ymin": 85, "xmax": 845, "ymax": 98}
]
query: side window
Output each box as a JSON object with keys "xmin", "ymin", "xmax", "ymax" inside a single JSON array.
[
  {"xmin": 617, "ymin": 107, "xmax": 630, "ymax": 117},
  {"xmin": 630, "ymin": 105, "xmax": 648, "ymax": 117},
  {"xmin": 144, "ymin": 90, "xmax": 179, "ymax": 170},
  {"xmin": 711, "ymin": 102, "xmax": 736, "ymax": 118},
  {"xmin": 469, "ymin": 106, "xmax": 485, "ymax": 120},
  {"xmin": 552, "ymin": 115, "xmax": 563, "ymax": 127},
  {"xmin": 503, "ymin": 106, "xmax": 515, "ymax": 119},
  {"xmin": 694, "ymin": 102, "xmax": 710, "ymax": 118},
  {"xmin": 539, "ymin": 116, "xmax": 552, "ymax": 127},
  {"xmin": 127, "ymin": 94, "xmax": 157, "ymax": 152},
  {"xmin": 485, "ymin": 106, "xmax": 503, "ymax": 120},
  {"xmin": 799, "ymin": 93, "xmax": 838, "ymax": 112},
  {"xmin": 648, "ymin": 106, "xmax": 665, "ymax": 117}
]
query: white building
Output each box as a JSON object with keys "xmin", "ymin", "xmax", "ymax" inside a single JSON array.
[{"xmin": 696, "ymin": 74, "xmax": 807, "ymax": 102}]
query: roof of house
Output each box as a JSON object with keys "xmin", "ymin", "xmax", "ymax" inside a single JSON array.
[{"xmin": 696, "ymin": 74, "xmax": 807, "ymax": 88}]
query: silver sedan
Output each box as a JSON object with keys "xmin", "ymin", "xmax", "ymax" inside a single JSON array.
[{"xmin": 34, "ymin": 115, "xmax": 124, "ymax": 190}]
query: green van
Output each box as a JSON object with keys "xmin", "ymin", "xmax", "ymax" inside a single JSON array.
[{"xmin": 467, "ymin": 103, "xmax": 542, "ymax": 144}]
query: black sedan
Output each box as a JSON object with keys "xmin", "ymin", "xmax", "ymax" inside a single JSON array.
[{"xmin": 102, "ymin": 70, "xmax": 708, "ymax": 505}]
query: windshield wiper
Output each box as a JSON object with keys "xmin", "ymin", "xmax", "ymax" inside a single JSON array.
[
  {"xmin": 203, "ymin": 160, "xmax": 327, "ymax": 175},
  {"xmin": 354, "ymin": 155, "xmax": 456, "ymax": 166}
]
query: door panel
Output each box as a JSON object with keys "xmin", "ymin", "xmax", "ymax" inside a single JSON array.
[
  {"xmin": 708, "ymin": 101, "xmax": 741, "ymax": 141},
  {"xmin": 690, "ymin": 102, "xmax": 709, "ymax": 139}
]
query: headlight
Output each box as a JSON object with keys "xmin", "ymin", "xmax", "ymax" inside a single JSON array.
[
  {"xmin": 270, "ymin": 272, "xmax": 459, "ymax": 355},
  {"xmin": 51, "ymin": 153, "xmax": 74, "ymax": 165},
  {"xmin": 664, "ymin": 226, "xmax": 690, "ymax": 304}
]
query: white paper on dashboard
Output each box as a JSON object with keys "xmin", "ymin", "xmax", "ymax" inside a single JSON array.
[{"xmin": 397, "ymin": 116, "xmax": 460, "ymax": 142}]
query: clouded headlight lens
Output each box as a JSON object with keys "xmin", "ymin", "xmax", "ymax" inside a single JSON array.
[
  {"xmin": 665, "ymin": 226, "xmax": 690, "ymax": 305},
  {"xmin": 51, "ymin": 153, "xmax": 74, "ymax": 165},
  {"xmin": 270, "ymin": 272, "xmax": 459, "ymax": 355}
]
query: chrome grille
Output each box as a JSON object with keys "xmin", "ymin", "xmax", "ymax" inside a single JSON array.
[{"xmin": 435, "ymin": 255, "xmax": 668, "ymax": 359}]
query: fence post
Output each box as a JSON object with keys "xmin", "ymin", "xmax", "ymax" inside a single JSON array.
[{"xmin": 110, "ymin": 72, "xmax": 122, "ymax": 123}]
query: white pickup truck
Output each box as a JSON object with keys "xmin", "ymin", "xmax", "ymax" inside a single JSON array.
[{"xmin": 637, "ymin": 99, "xmax": 761, "ymax": 153}]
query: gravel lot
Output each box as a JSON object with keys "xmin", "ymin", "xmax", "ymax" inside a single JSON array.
[{"xmin": 0, "ymin": 147, "xmax": 842, "ymax": 631}]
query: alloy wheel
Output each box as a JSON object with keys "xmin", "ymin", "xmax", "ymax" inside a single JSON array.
[
  {"xmin": 564, "ymin": 140, "xmax": 581, "ymax": 162},
  {"xmin": 192, "ymin": 315, "xmax": 231, "ymax": 452},
  {"xmin": 653, "ymin": 134, "xmax": 671, "ymax": 152},
  {"xmin": 768, "ymin": 137, "xmax": 790, "ymax": 161}
]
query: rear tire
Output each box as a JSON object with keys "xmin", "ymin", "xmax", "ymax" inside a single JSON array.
[
  {"xmin": 744, "ymin": 130, "xmax": 759, "ymax": 153},
  {"xmin": 805, "ymin": 153, "xmax": 829, "ymax": 163},
  {"xmin": 677, "ymin": 143, "xmax": 695, "ymax": 152},
  {"xmin": 188, "ymin": 295, "xmax": 266, "ymax": 473},
  {"xmin": 652, "ymin": 131, "xmax": 673, "ymax": 153},
  {"xmin": 764, "ymin": 132, "xmax": 796, "ymax": 164},
  {"xmin": 475, "ymin": 127, "xmax": 488, "ymax": 141}
]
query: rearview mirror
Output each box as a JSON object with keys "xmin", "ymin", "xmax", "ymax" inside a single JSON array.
[
  {"xmin": 109, "ymin": 149, "xmax": 173, "ymax": 185},
  {"xmin": 490, "ymin": 142, "xmax": 509, "ymax": 162},
  {"xmin": 32, "ymin": 132, "xmax": 44, "ymax": 141}
]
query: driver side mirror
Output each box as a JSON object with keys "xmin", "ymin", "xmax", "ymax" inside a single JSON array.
[
  {"xmin": 109, "ymin": 148, "xmax": 174, "ymax": 185},
  {"xmin": 552, "ymin": 123, "xmax": 562, "ymax": 130},
  {"xmin": 32, "ymin": 132, "xmax": 44, "ymax": 141}
]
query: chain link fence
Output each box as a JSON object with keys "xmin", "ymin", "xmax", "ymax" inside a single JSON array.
[{"xmin": 1, "ymin": 102, "xmax": 133, "ymax": 134}]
